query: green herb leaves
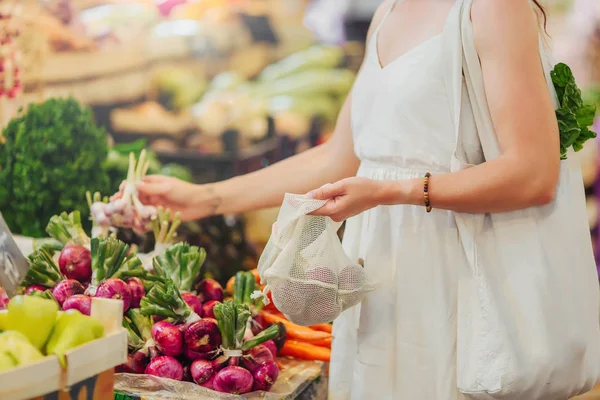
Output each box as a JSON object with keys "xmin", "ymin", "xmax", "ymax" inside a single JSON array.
[
  {"xmin": 0, "ymin": 98, "xmax": 110, "ymax": 237},
  {"xmin": 551, "ymin": 63, "xmax": 597, "ymax": 159}
]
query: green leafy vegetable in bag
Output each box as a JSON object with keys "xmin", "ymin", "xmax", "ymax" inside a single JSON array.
[{"xmin": 551, "ymin": 63, "xmax": 597, "ymax": 159}]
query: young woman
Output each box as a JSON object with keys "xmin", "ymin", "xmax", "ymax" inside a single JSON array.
[{"xmin": 135, "ymin": 1, "xmax": 572, "ymax": 398}]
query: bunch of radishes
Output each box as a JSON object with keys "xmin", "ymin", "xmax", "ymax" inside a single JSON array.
[
  {"xmin": 23, "ymin": 234, "xmax": 148, "ymax": 317},
  {"xmin": 117, "ymin": 272, "xmax": 284, "ymax": 395},
  {"xmin": 91, "ymin": 150, "xmax": 157, "ymax": 235},
  {"xmin": 122, "ymin": 292, "xmax": 282, "ymax": 394}
]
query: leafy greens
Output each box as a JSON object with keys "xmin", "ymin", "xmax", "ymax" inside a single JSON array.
[{"xmin": 551, "ymin": 63, "xmax": 597, "ymax": 159}]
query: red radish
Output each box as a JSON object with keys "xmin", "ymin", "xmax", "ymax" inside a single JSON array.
[
  {"xmin": 213, "ymin": 366, "xmax": 254, "ymax": 394},
  {"xmin": 62, "ymin": 294, "xmax": 91, "ymax": 315},
  {"xmin": 25, "ymin": 285, "xmax": 46, "ymax": 295},
  {"xmin": 95, "ymin": 278, "xmax": 132, "ymax": 311},
  {"xmin": 251, "ymin": 313, "xmax": 266, "ymax": 335},
  {"xmin": 241, "ymin": 345, "xmax": 274, "ymax": 373},
  {"xmin": 58, "ymin": 245, "xmax": 92, "ymax": 283},
  {"xmin": 211, "ymin": 354, "xmax": 229, "ymax": 372},
  {"xmin": 182, "ymin": 364, "xmax": 193, "ymax": 382},
  {"xmin": 262, "ymin": 340, "xmax": 278, "ymax": 359},
  {"xmin": 250, "ymin": 344, "xmax": 275, "ymax": 364},
  {"xmin": 126, "ymin": 277, "xmax": 145, "ymax": 308},
  {"xmin": 184, "ymin": 318, "xmax": 221, "ymax": 353},
  {"xmin": 190, "ymin": 359, "xmax": 214, "ymax": 384},
  {"xmin": 116, "ymin": 351, "xmax": 147, "ymax": 374},
  {"xmin": 151, "ymin": 321, "xmax": 183, "ymax": 357},
  {"xmin": 184, "ymin": 346, "xmax": 218, "ymax": 361},
  {"xmin": 0, "ymin": 286, "xmax": 8, "ymax": 309},
  {"xmin": 252, "ymin": 360, "xmax": 279, "ymax": 391},
  {"xmin": 144, "ymin": 356, "xmax": 183, "ymax": 381},
  {"xmin": 201, "ymin": 300, "xmax": 220, "ymax": 319},
  {"xmin": 181, "ymin": 292, "xmax": 203, "ymax": 316},
  {"xmin": 197, "ymin": 279, "xmax": 224, "ymax": 302},
  {"xmin": 52, "ymin": 279, "xmax": 85, "ymax": 306},
  {"xmin": 200, "ymin": 375, "xmax": 215, "ymax": 390}
]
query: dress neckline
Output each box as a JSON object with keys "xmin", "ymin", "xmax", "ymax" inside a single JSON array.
[
  {"xmin": 374, "ymin": 0, "xmax": 456, "ymax": 70},
  {"xmin": 374, "ymin": 34, "xmax": 442, "ymax": 70}
]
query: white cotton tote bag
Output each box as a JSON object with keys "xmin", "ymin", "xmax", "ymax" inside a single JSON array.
[{"xmin": 443, "ymin": 1, "xmax": 600, "ymax": 399}]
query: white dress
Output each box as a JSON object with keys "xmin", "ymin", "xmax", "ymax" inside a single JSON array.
[{"xmin": 328, "ymin": 2, "xmax": 468, "ymax": 399}]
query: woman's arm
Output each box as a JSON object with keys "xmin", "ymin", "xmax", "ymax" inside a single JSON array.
[
  {"xmin": 393, "ymin": 0, "xmax": 560, "ymax": 213},
  {"xmin": 137, "ymin": 2, "xmax": 397, "ymax": 220},
  {"xmin": 208, "ymin": 96, "xmax": 359, "ymax": 215},
  {"xmin": 182, "ymin": 2, "xmax": 393, "ymax": 217},
  {"xmin": 311, "ymin": 0, "xmax": 561, "ymax": 220}
]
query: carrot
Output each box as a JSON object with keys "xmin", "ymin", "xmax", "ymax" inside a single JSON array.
[
  {"xmin": 260, "ymin": 311, "xmax": 332, "ymax": 342},
  {"xmin": 279, "ymin": 340, "xmax": 331, "ymax": 362},
  {"xmin": 299, "ymin": 336, "xmax": 332, "ymax": 348},
  {"xmin": 267, "ymin": 309, "xmax": 285, "ymax": 318},
  {"xmin": 226, "ymin": 276, "xmax": 235, "ymax": 294},
  {"xmin": 309, "ymin": 324, "xmax": 333, "ymax": 334},
  {"xmin": 251, "ymin": 268, "xmax": 261, "ymax": 283}
]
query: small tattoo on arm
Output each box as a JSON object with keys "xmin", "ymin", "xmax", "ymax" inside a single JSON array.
[{"xmin": 206, "ymin": 186, "xmax": 222, "ymax": 216}]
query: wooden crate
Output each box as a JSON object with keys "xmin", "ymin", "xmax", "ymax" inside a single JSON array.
[{"xmin": 0, "ymin": 298, "xmax": 127, "ymax": 400}]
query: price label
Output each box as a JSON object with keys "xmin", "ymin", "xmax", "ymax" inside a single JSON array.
[
  {"xmin": 0, "ymin": 213, "xmax": 29, "ymax": 297},
  {"xmin": 239, "ymin": 13, "xmax": 279, "ymax": 45}
]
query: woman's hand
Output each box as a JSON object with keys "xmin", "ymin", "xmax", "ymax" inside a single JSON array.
[
  {"xmin": 114, "ymin": 175, "xmax": 221, "ymax": 221},
  {"xmin": 308, "ymin": 178, "xmax": 391, "ymax": 222}
]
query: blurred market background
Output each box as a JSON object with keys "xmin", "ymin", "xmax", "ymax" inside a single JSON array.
[{"xmin": 0, "ymin": 0, "xmax": 599, "ymax": 285}]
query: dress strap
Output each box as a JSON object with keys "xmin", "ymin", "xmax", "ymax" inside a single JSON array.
[{"xmin": 373, "ymin": 0, "xmax": 400, "ymax": 35}]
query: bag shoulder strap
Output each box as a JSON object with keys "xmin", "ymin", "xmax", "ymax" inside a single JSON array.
[{"xmin": 452, "ymin": 0, "xmax": 559, "ymax": 164}]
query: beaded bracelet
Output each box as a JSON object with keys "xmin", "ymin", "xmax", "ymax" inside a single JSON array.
[{"xmin": 424, "ymin": 173, "xmax": 432, "ymax": 213}]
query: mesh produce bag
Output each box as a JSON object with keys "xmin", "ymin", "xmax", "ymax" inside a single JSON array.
[{"xmin": 255, "ymin": 194, "xmax": 377, "ymax": 326}]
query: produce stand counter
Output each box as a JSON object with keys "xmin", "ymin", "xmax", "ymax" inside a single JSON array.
[{"xmin": 113, "ymin": 358, "xmax": 327, "ymax": 400}]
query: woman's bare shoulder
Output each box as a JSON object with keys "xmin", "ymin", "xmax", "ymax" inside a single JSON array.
[
  {"xmin": 366, "ymin": 0, "xmax": 394, "ymax": 43},
  {"xmin": 471, "ymin": 0, "xmax": 540, "ymax": 57}
]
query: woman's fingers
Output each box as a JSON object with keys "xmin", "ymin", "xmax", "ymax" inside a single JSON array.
[
  {"xmin": 143, "ymin": 175, "xmax": 167, "ymax": 183},
  {"xmin": 307, "ymin": 182, "xmax": 345, "ymax": 201},
  {"xmin": 309, "ymin": 199, "xmax": 338, "ymax": 216},
  {"xmin": 136, "ymin": 181, "xmax": 170, "ymax": 196}
]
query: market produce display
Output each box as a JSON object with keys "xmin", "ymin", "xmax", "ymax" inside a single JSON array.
[
  {"xmin": 4, "ymin": 201, "xmax": 329, "ymax": 396},
  {"xmin": 0, "ymin": 296, "xmax": 104, "ymax": 369},
  {"xmin": 0, "ymin": 181, "xmax": 328, "ymax": 398},
  {"xmin": 226, "ymin": 271, "xmax": 332, "ymax": 363},
  {"xmin": 113, "ymin": 255, "xmax": 288, "ymax": 395},
  {"xmin": 110, "ymin": 44, "xmax": 353, "ymax": 156},
  {"xmin": 191, "ymin": 45, "xmax": 353, "ymax": 145}
]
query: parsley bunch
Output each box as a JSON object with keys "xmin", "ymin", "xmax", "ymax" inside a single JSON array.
[
  {"xmin": 551, "ymin": 63, "xmax": 597, "ymax": 159},
  {"xmin": 0, "ymin": 98, "xmax": 110, "ymax": 237}
]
